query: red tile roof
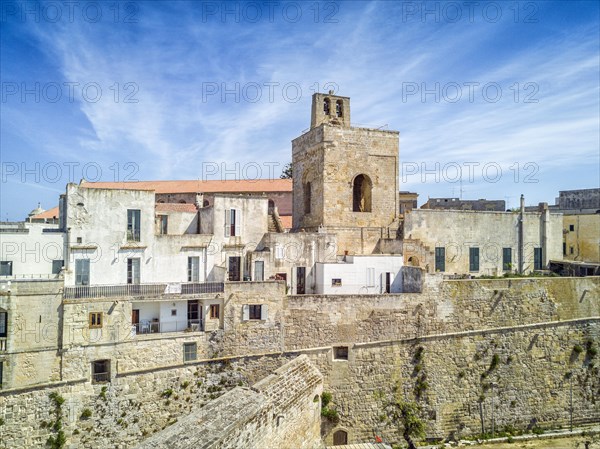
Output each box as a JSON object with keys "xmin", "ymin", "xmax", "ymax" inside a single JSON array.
[
  {"xmin": 32, "ymin": 206, "xmax": 59, "ymax": 219},
  {"xmin": 82, "ymin": 179, "xmax": 292, "ymax": 194},
  {"xmin": 155, "ymin": 203, "xmax": 198, "ymax": 213}
]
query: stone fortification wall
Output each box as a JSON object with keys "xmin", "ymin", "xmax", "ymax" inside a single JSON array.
[{"xmin": 136, "ymin": 355, "xmax": 323, "ymax": 449}]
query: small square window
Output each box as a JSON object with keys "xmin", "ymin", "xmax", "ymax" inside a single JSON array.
[
  {"xmin": 171, "ymin": 309, "xmax": 177, "ymax": 316},
  {"xmin": 332, "ymin": 278, "xmax": 342, "ymax": 287},
  {"xmin": 210, "ymin": 304, "xmax": 220, "ymax": 319},
  {"xmin": 77, "ymin": 237, "xmax": 82, "ymax": 244},
  {"xmin": 333, "ymin": 346, "xmax": 349, "ymax": 361},
  {"xmin": 184, "ymin": 342, "xmax": 197, "ymax": 362},
  {"xmin": 569, "ymin": 224, "xmax": 574, "ymax": 231},
  {"xmin": 89, "ymin": 312, "xmax": 102, "ymax": 329},
  {"xmin": 92, "ymin": 360, "xmax": 110, "ymax": 383},
  {"xmin": 249, "ymin": 305, "xmax": 262, "ymax": 320}
]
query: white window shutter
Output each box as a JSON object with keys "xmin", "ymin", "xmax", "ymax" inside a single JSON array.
[
  {"xmin": 242, "ymin": 304, "xmax": 249, "ymax": 321},
  {"xmin": 224, "ymin": 209, "xmax": 230, "ymax": 237},
  {"xmin": 260, "ymin": 304, "xmax": 268, "ymax": 320},
  {"xmin": 234, "ymin": 209, "xmax": 241, "ymax": 237}
]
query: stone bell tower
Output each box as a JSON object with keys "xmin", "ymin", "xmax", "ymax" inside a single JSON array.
[
  {"xmin": 310, "ymin": 91, "xmax": 351, "ymax": 129},
  {"xmin": 291, "ymin": 92, "xmax": 400, "ymax": 254}
]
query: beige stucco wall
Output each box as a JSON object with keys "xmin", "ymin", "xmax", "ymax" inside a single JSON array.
[{"xmin": 563, "ymin": 214, "xmax": 600, "ymax": 263}]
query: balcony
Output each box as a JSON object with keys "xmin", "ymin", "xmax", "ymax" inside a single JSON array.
[
  {"xmin": 64, "ymin": 282, "xmax": 224, "ymax": 299},
  {"xmin": 133, "ymin": 319, "xmax": 203, "ymax": 335}
]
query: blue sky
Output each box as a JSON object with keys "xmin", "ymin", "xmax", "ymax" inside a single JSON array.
[{"xmin": 1, "ymin": 0, "xmax": 599, "ymax": 220}]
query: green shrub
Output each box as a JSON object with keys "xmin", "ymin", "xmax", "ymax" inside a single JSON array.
[
  {"xmin": 80, "ymin": 408, "xmax": 92, "ymax": 420},
  {"xmin": 321, "ymin": 392, "xmax": 332, "ymax": 408},
  {"xmin": 161, "ymin": 388, "xmax": 173, "ymax": 398}
]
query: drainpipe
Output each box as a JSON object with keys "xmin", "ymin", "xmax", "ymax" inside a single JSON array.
[
  {"xmin": 540, "ymin": 202, "xmax": 549, "ymax": 268},
  {"xmin": 518, "ymin": 194, "xmax": 524, "ymax": 274}
]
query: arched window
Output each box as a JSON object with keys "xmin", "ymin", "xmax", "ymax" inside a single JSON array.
[
  {"xmin": 203, "ymin": 200, "xmax": 210, "ymax": 207},
  {"xmin": 336, "ymin": 100, "xmax": 343, "ymax": 117},
  {"xmin": 352, "ymin": 174, "xmax": 372, "ymax": 212},
  {"xmin": 333, "ymin": 430, "xmax": 348, "ymax": 446},
  {"xmin": 323, "ymin": 98, "xmax": 331, "ymax": 116},
  {"xmin": 304, "ymin": 182, "xmax": 311, "ymax": 214},
  {"xmin": 268, "ymin": 199, "xmax": 275, "ymax": 214}
]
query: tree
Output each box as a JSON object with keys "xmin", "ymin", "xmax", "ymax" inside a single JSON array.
[
  {"xmin": 280, "ymin": 162, "xmax": 292, "ymax": 179},
  {"xmin": 387, "ymin": 400, "xmax": 425, "ymax": 449}
]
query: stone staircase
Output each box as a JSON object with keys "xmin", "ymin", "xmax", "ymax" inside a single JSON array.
[{"xmin": 268, "ymin": 207, "xmax": 284, "ymax": 233}]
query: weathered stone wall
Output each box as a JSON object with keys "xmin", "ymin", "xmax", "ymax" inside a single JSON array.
[
  {"xmin": 292, "ymin": 123, "xmax": 399, "ymax": 242},
  {"xmin": 564, "ymin": 214, "xmax": 600, "ymax": 263},
  {"xmin": 404, "ymin": 209, "xmax": 563, "ymax": 274},
  {"xmin": 1, "ymin": 277, "xmax": 598, "ymax": 447},
  {"xmin": 312, "ymin": 320, "xmax": 600, "ymax": 445},
  {"xmin": 135, "ymin": 355, "xmax": 323, "ymax": 449}
]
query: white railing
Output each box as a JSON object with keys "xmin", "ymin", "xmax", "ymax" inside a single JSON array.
[
  {"xmin": 64, "ymin": 282, "xmax": 224, "ymax": 299},
  {"xmin": 0, "ymin": 274, "xmax": 61, "ymax": 280},
  {"xmin": 133, "ymin": 319, "xmax": 203, "ymax": 335}
]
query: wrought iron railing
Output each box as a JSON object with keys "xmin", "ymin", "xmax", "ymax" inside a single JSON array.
[
  {"xmin": 92, "ymin": 372, "xmax": 110, "ymax": 383},
  {"xmin": 64, "ymin": 282, "xmax": 224, "ymax": 299}
]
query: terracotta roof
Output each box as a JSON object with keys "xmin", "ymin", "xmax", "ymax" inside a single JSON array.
[
  {"xmin": 155, "ymin": 203, "xmax": 198, "ymax": 213},
  {"xmin": 82, "ymin": 179, "xmax": 292, "ymax": 194},
  {"xmin": 32, "ymin": 206, "xmax": 59, "ymax": 219},
  {"xmin": 279, "ymin": 215, "xmax": 292, "ymax": 229}
]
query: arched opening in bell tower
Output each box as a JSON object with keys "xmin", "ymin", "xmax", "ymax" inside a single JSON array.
[{"xmin": 352, "ymin": 174, "xmax": 372, "ymax": 212}]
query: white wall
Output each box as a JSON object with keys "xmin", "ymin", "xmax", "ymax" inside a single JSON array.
[
  {"xmin": 0, "ymin": 222, "xmax": 64, "ymax": 279},
  {"xmin": 63, "ymin": 185, "xmax": 214, "ymax": 286},
  {"xmin": 315, "ymin": 255, "xmax": 403, "ymax": 294}
]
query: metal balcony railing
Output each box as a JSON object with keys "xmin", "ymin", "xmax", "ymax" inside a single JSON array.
[
  {"xmin": 64, "ymin": 282, "xmax": 224, "ymax": 299},
  {"xmin": 92, "ymin": 372, "xmax": 110, "ymax": 383},
  {"xmin": 133, "ymin": 319, "xmax": 203, "ymax": 335}
]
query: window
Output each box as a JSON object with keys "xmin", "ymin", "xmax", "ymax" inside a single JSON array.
[
  {"xmin": 158, "ymin": 215, "xmax": 168, "ymax": 235},
  {"xmin": 275, "ymin": 244, "xmax": 284, "ymax": 260},
  {"xmin": 89, "ymin": 312, "xmax": 102, "ymax": 329},
  {"xmin": 366, "ymin": 268, "xmax": 375, "ymax": 287},
  {"xmin": 75, "ymin": 259, "xmax": 90, "ymax": 286},
  {"xmin": 187, "ymin": 300, "xmax": 199, "ymax": 324},
  {"xmin": 296, "ymin": 267, "xmax": 306, "ymax": 294},
  {"xmin": 323, "ymin": 98, "xmax": 331, "ymax": 115},
  {"xmin": 0, "ymin": 261, "xmax": 12, "ymax": 276},
  {"xmin": 570, "ymin": 246, "xmax": 574, "ymax": 254},
  {"xmin": 183, "ymin": 343, "xmax": 197, "ymax": 362},
  {"xmin": 254, "ymin": 261, "xmax": 264, "ymax": 281},
  {"xmin": 336, "ymin": 100, "xmax": 343, "ymax": 117},
  {"xmin": 52, "ymin": 260, "xmax": 64, "ymax": 274},
  {"xmin": 385, "ymin": 272, "xmax": 391, "ymax": 293},
  {"xmin": 243, "ymin": 304, "xmax": 268, "ymax": 321},
  {"xmin": 127, "ymin": 209, "xmax": 141, "ymax": 241},
  {"xmin": 188, "ymin": 256, "xmax": 200, "ymax": 282},
  {"xmin": 502, "ymin": 248, "xmax": 512, "ymax": 271},
  {"xmin": 435, "ymin": 247, "xmax": 445, "ymax": 272},
  {"xmin": 333, "ymin": 346, "xmax": 349, "ymax": 360},
  {"xmin": 224, "ymin": 209, "xmax": 241, "ymax": 237},
  {"xmin": 563, "ymin": 242, "xmax": 567, "ymax": 256},
  {"xmin": 171, "ymin": 309, "xmax": 177, "ymax": 316},
  {"xmin": 210, "ymin": 304, "xmax": 220, "ymax": 319},
  {"xmin": 0, "ymin": 311, "xmax": 7, "ymax": 338},
  {"xmin": 92, "ymin": 360, "xmax": 110, "ymax": 383},
  {"xmin": 534, "ymin": 247, "xmax": 543, "ymax": 270},
  {"xmin": 469, "ymin": 247, "xmax": 480, "ymax": 272},
  {"xmin": 304, "ymin": 182, "xmax": 311, "ymax": 214},
  {"xmin": 352, "ymin": 174, "xmax": 372, "ymax": 212},
  {"xmin": 0, "ymin": 361, "xmax": 3, "ymax": 388},
  {"xmin": 228, "ymin": 256, "xmax": 241, "ymax": 281},
  {"xmin": 569, "ymin": 224, "xmax": 574, "ymax": 231},
  {"xmin": 332, "ymin": 278, "xmax": 342, "ymax": 287},
  {"xmin": 127, "ymin": 258, "xmax": 140, "ymax": 284}
]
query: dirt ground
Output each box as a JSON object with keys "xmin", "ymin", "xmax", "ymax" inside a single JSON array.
[{"xmin": 469, "ymin": 435, "xmax": 597, "ymax": 449}]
